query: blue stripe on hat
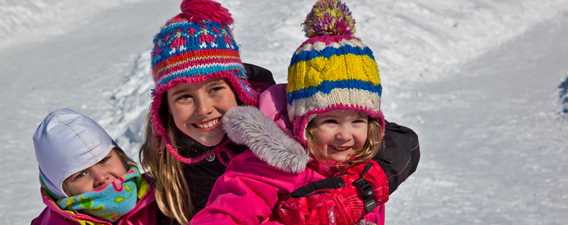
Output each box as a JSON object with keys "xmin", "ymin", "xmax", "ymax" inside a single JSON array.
[
  {"xmin": 158, "ymin": 64, "xmax": 246, "ymax": 85},
  {"xmin": 290, "ymin": 45, "xmax": 375, "ymax": 65},
  {"xmin": 287, "ymin": 79, "xmax": 382, "ymax": 104}
]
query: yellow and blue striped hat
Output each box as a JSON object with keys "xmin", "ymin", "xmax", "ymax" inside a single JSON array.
[{"xmin": 287, "ymin": 0, "xmax": 384, "ymax": 144}]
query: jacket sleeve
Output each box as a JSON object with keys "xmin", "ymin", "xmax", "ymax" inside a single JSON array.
[
  {"xmin": 373, "ymin": 121, "xmax": 420, "ymax": 194},
  {"xmin": 190, "ymin": 151, "xmax": 298, "ymax": 225}
]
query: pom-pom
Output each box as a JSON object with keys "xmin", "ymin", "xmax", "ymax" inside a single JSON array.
[
  {"xmin": 180, "ymin": 0, "xmax": 234, "ymax": 25},
  {"xmin": 303, "ymin": 0, "xmax": 356, "ymax": 37}
]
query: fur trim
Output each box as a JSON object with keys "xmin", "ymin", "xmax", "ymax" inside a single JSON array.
[{"xmin": 222, "ymin": 106, "xmax": 308, "ymax": 173}]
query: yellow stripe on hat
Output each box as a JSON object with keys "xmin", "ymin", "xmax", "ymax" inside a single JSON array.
[{"xmin": 287, "ymin": 53, "xmax": 381, "ymax": 93}]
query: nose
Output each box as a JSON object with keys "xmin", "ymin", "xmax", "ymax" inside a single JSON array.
[
  {"xmin": 194, "ymin": 96, "xmax": 214, "ymax": 116},
  {"xmin": 90, "ymin": 166, "xmax": 111, "ymax": 188},
  {"xmin": 334, "ymin": 127, "xmax": 353, "ymax": 143}
]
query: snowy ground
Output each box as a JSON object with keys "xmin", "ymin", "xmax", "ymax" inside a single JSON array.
[{"xmin": 1, "ymin": 0, "xmax": 567, "ymax": 224}]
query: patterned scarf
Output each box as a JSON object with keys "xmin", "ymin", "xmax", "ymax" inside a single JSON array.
[{"xmin": 56, "ymin": 166, "xmax": 142, "ymax": 222}]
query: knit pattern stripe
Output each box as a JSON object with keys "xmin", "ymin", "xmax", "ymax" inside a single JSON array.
[
  {"xmin": 157, "ymin": 63, "xmax": 245, "ymax": 85},
  {"xmin": 288, "ymin": 54, "xmax": 380, "ymax": 93},
  {"xmin": 153, "ymin": 49, "xmax": 242, "ymax": 76},
  {"xmin": 287, "ymin": 79, "xmax": 382, "ymax": 104},
  {"xmin": 290, "ymin": 44, "xmax": 375, "ymax": 65},
  {"xmin": 287, "ymin": 88, "xmax": 381, "ymax": 120}
]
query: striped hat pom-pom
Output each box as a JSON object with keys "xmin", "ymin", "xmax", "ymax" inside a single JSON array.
[
  {"xmin": 303, "ymin": 0, "xmax": 356, "ymax": 37},
  {"xmin": 180, "ymin": 0, "xmax": 234, "ymax": 25}
]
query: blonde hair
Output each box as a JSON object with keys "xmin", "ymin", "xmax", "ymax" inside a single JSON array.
[
  {"xmin": 140, "ymin": 105, "xmax": 193, "ymax": 224},
  {"xmin": 307, "ymin": 118, "xmax": 383, "ymax": 166}
]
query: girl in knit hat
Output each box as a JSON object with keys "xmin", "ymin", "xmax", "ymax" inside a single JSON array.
[
  {"xmin": 140, "ymin": 0, "xmax": 273, "ymax": 223},
  {"xmin": 142, "ymin": 0, "xmax": 418, "ymax": 224},
  {"xmin": 190, "ymin": 0, "xmax": 395, "ymax": 224},
  {"xmin": 31, "ymin": 108, "xmax": 160, "ymax": 225}
]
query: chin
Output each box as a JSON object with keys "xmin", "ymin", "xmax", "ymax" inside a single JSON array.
[
  {"xmin": 199, "ymin": 135, "xmax": 225, "ymax": 147},
  {"xmin": 329, "ymin": 155, "xmax": 350, "ymax": 163}
]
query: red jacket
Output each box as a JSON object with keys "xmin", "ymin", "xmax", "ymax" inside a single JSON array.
[{"xmin": 275, "ymin": 161, "xmax": 389, "ymax": 225}]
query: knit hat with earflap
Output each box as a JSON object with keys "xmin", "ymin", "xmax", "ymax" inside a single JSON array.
[
  {"xmin": 150, "ymin": 0, "xmax": 258, "ymax": 164},
  {"xmin": 33, "ymin": 108, "xmax": 117, "ymax": 199},
  {"xmin": 287, "ymin": 0, "xmax": 384, "ymax": 145}
]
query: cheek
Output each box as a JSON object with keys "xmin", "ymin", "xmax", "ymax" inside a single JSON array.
[
  {"xmin": 112, "ymin": 163, "xmax": 128, "ymax": 177},
  {"xmin": 216, "ymin": 93, "xmax": 238, "ymax": 110},
  {"xmin": 170, "ymin": 103, "xmax": 194, "ymax": 123},
  {"xmin": 107, "ymin": 156, "xmax": 129, "ymax": 176},
  {"xmin": 65, "ymin": 180, "xmax": 92, "ymax": 195},
  {"xmin": 312, "ymin": 129, "xmax": 334, "ymax": 145},
  {"xmin": 354, "ymin": 129, "xmax": 369, "ymax": 146}
]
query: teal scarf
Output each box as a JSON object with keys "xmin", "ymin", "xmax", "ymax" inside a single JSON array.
[{"xmin": 56, "ymin": 166, "xmax": 141, "ymax": 222}]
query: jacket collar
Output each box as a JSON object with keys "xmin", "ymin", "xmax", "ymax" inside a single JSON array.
[{"xmin": 222, "ymin": 106, "xmax": 309, "ymax": 173}]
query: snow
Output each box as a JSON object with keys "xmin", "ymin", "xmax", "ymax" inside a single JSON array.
[{"xmin": 1, "ymin": 0, "xmax": 567, "ymax": 224}]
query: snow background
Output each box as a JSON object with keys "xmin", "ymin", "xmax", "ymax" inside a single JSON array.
[{"xmin": 1, "ymin": 0, "xmax": 567, "ymax": 224}]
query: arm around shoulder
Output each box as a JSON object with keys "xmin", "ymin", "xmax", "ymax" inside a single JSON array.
[{"xmin": 374, "ymin": 121, "xmax": 420, "ymax": 193}]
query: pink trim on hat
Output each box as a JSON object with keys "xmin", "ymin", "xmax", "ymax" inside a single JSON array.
[
  {"xmin": 292, "ymin": 104, "xmax": 385, "ymax": 146},
  {"xmin": 300, "ymin": 34, "xmax": 356, "ymax": 46},
  {"xmin": 150, "ymin": 72, "xmax": 257, "ymax": 164}
]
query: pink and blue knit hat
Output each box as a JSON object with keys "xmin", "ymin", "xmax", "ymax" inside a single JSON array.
[
  {"xmin": 287, "ymin": 0, "xmax": 385, "ymax": 145},
  {"xmin": 150, "ymin": 0, "xmax": 258, "ymax": 164}
]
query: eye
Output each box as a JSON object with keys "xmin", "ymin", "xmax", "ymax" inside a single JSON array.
[
  {"xmin": 175, "ymin": 94, "xmax": 193, "ymax": 103},
  {"xmin": 71, "ymin": 170, "xmax": 89, "ymax": 181},
  {"xmin": 353, "ymin": 119, "xmax": 368, "ymax": 124},
  {"xmin": 321, "ymin": 119, "xmax": 339, "ymax": 124},
  {"xmin": 209, "ymin": 85, "xmax": 226, "ymax": 94}
]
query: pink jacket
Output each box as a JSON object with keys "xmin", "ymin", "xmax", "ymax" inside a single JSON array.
[
  {"xmin": 31, "ymin": 175, "xmax": 160, "ymax": 225},
  {"xmin": 190, "ymin": 84, "xmax": 388, "ymax": 225}
]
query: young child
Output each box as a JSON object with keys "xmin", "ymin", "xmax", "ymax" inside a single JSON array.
[
  {"xmin": 190, "ymin": 0, "xmax": 392, "ymax": 224},
  {"xmin": 140, "ymin": 0, "xmax": 264, "ymax": 223},
  {"xmin": 141, "ymin": 0, "xmax": 418, "ymax": 224},
  {"xmin": 31, "ymin": 108, "xmax": 160, "ymax": 225}
]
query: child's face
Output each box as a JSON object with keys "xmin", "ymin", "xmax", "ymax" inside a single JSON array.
[
  {"xmin": 63, "ymin": 149, "xmax": 128, "ymax": 196},
  {"xmin": 167, "ymin": 79, "xmax": 238, "ymax": 146},
  {"xmin": 309, "ymin": 110, "xmax": 369, "ymax": 162}
]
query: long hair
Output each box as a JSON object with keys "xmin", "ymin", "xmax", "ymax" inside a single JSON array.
[
  {"xmin": 307, "ymin": 118, "xmax": 383, "ymax": 166},
  {"xmin": 140, "ymin": 100, "xmax": 193, "ymax": 225}
]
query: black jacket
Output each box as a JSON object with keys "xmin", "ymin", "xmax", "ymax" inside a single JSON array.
[{"xmin": 376, "ymin": 121, "xmax": 420, "ymax": 193}]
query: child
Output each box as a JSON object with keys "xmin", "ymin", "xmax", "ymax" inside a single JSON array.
[
  {"xmin": 31, "ymin": 108, "xmax": 160, "ymax": 225},
  {"xmin": 190, "ymin": 0, "xmax": 393, "ymax": 224},
  {"xmin": 140, "ymin": 0, "xmax": 263, "ymax": 223},
  {"xmin": 141, "ymin": 0, "xmax": 418, "ymax": 224}
]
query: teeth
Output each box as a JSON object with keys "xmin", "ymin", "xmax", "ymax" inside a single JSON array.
[{"xmin": 196, "ymin": 119, "xmax": 219, "ymax": 129}]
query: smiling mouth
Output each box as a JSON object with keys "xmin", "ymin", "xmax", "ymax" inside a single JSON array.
[
  {"xmin": 192, "ymin": 118, "xmax": 221, "ymax": 130},
  {"xmin": 330, "ymin": 146, "xmax": 352, "ymax": 152}
]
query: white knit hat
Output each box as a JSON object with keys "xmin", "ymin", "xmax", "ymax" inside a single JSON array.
[{"xmin": 33, "ymin": 108, "xmax": 116, "ymax": 198}]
